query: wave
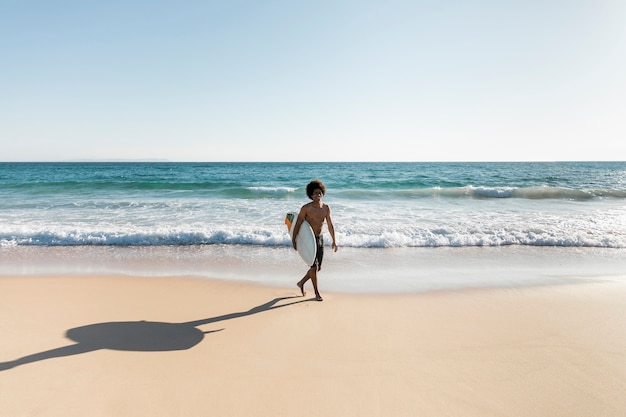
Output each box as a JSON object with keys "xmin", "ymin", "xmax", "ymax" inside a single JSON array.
[
  {"xmin": 0, "ymin": 229, "xmax": 288, "ymax": 247},
  {"xmin": 2, "ymin": 227, "xmax": 624, "ymax": 248},
  {"xmin": 8, "ymin": 181, "xmax": 302, "ymax": 199},
  {"xmin": 246, "ymin": 186, "xmax": 298, "ymax": 194},
  {"xmin": 336, "ymin": 186, "xmax": 626, "ymax": 200},
  {"xmin": 7, "ymin": 177, "xmax": 625, "ymax": 201}
]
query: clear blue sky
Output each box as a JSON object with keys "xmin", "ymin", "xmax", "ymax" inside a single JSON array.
[{"xmin": 2, "ymin": 0, "xmax": 625, "ymax": 161}]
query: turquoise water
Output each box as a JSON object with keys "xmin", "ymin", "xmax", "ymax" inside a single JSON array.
[{"xmin": 1, "ymin": 161, "xmax": 626, "ymax": 248}]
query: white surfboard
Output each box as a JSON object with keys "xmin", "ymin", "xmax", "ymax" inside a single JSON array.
[{"xmin": 285, "ymin": 212, "xmax": 317, "ymax": 266}]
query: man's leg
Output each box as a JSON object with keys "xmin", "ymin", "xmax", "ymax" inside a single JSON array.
[
  {"xmin": 311, "ymin": 266, "xmax": 322, "ymax": 301},
  {"xmin": 297, "ymin": 267, "xmax": 314, "ymax": 296}
]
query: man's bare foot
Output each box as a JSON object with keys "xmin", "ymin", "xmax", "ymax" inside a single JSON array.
[
  {"xmin": 315, "ymin": 294, "xmax": 323, "ymax": 301},
  {"xmin": 297, "ymin": 282, "xmax": 306, "ymax": 297}
]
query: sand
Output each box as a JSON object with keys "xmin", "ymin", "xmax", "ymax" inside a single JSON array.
[{"xmin": 2, "ymin": 273, "xmax": 626, "ymax": 417}]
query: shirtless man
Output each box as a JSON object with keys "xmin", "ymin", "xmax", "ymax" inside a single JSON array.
[{"xmin": 292, "ymin": 179, "xmax": 338, "ymax": 301}]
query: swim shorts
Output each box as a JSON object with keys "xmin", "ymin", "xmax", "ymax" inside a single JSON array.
[{"xmin": 311, "ymin": 235, "xmax": 324, "ymax": 268}]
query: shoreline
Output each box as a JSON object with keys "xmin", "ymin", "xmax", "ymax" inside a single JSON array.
[
  {"xmin": 2, "ymin": 245, "xmax": 626, "ymax": 293},
  {"xmin": 2, "ymin": 273, "xmax": 626, "ymax": 416}
]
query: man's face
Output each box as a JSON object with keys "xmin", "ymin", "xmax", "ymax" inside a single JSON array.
[{"xmin": 312, "ymin": 188, "xmax": 323, "ymax": 201}]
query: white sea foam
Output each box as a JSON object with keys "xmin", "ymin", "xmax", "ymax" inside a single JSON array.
[
  {"xmin": 247, "ymin": 186, "xmax": 298, "ymax": 194},
  {"xmin": 2, "ymin": 212, "xmax": 625, "ymax": 248}
]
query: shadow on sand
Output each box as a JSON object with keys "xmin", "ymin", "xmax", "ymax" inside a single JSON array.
[{"xmin": 1, "ymin": 295, "xmax": 314, "ymax": 371}]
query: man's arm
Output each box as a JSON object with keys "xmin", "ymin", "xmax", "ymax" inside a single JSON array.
[{"xmin": 326, "ymin": 205, "xmax": 338, "ymax": 252}]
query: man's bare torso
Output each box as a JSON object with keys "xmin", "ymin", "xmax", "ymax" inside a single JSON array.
[{"xmin": 302, "ymin": 202, "xmax": 329, "ymax": 236}]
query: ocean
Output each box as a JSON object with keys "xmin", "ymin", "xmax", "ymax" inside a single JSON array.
[{"xmin": 2, "ymin": 162, "xmax": 626, "ymax": 291}]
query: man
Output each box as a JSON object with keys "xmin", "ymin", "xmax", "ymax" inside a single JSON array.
[{"xmin": 292, "ymin": 179, "xmax": 338, "ymax": 301}]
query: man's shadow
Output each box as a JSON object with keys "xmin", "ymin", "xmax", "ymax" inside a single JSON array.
[{"xmin": 1, "ymin": 295, "xmax": 314, "ymax": 371}]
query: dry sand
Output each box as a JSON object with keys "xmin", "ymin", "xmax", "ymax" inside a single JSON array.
[{"xmin": 1, "ymin": 275, "xmax": 626, "ymax": 417}]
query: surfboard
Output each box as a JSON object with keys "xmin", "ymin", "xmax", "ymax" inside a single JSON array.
[{"xmin": 285, "ymin": 212, "xmax": 317, "ymax": 266}]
